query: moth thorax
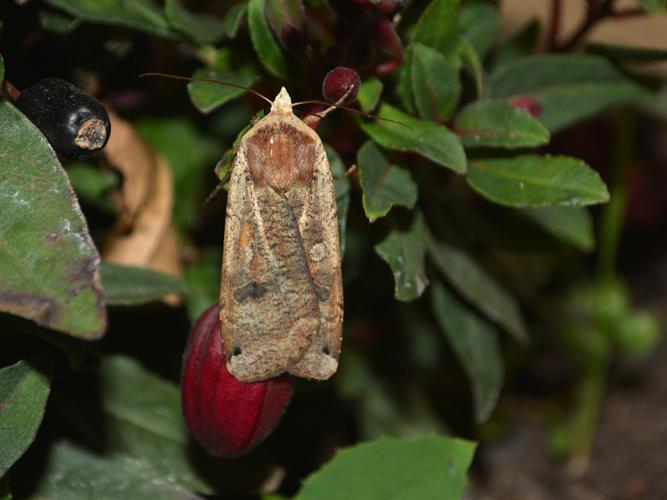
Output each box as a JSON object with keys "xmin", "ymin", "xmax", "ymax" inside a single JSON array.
[{"xmin": 271, "ymin": 87, "xmax": 292, "ymax": 114}]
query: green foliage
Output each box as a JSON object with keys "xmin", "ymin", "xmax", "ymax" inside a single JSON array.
[
  {"xmin": 431, "ymin": 282, "xmax": 503, "ymax": 423},
  {"xmin": 296, "ymin": 435, "xmax": 476, "ymax": 500},
  {"xmin": 0, "ymin": 357, "xmax": 52, "ymax": 476},
  {"xmin": 466, "ymin": 155, "xmax": 610, "ymax": 207},
  {"xmin": 100, "ymin": 263, "xmax": 190, "ymax": 305},
  {"xmin": 359, "ymin": 105, "xmax": 466, "ymax": 173},
  {"xmin": 488, "ymin": 54, "xmax": 649, "ymax": 131},
  {"xmin": 2, "ymin": 0, "xmax": 662, "ymax": 495},
  {"xmin": 454, "ymin": 99, "xmax": 550, "ymax": 149},
  {"xmin": 357, "ymin": 141, "xmax": 417, "ymax": 222},
  {"xmin": 375, "ymin": 212, "xmax": 430, "ymax": 302},
  {"xmin": 0, "ymin": 101, "xmax": 105, "ymax": 339}
]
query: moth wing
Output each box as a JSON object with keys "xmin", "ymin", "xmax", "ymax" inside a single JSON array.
[
  {"xmin": 288, "ymin": 140, "xmax": 344, "ymax": 380},
  {"xmin": 220, "ymin": 143, "xmax": 319, "ymax": 382}
]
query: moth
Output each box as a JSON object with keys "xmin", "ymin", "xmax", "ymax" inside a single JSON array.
[{"xmin": 219, "ymin": 88, "xmax": 344, "ymax": 382}]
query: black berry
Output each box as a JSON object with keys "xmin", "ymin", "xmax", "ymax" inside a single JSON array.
[{"xmin": 15, "ymin": 78, "xmax": 111, "ymax": 160}]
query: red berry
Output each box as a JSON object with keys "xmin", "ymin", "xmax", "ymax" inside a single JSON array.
[
  {"xmin": 508, "ymin": 95, "xmax": 542, "ymax": 118},
  {"xmin": 322, "ymin": 66, "xmax": 361, "ymax": 104},
  {"xmin": 181, "ymin": 303, "xmax": 294, "ymax": 457}
]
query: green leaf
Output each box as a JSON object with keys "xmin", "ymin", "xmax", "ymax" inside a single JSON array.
[
  {"xmin": 357, "ymin": 77, "xmax": 383, "ymax": 113},
  {"xmin": 66, "ymin": 162, "xmax": 117, "ymax": 213},
  {"xmin": 0, "ymin": 101, "xmax": 106, "ymax": 339},
  {"xmin": 460, "ymin": 40, "xmax": 484, "ymax": 98},
  {"xmin": 374, "ymin": 212, "xmax": 430, "ymax": 302},
  {"xmin": 637, "ymin": 0, "xmax": 666, "ymax": 13},
  {"xmin": 586, "ymin": 42, "xmax": 667, "ymax": 63},
  {"xmin": 188, "ymin": 66, "xmax": 260, "ymax": 114},
  {"xmin": 431, "ymin": 281, "xmax": 504, "ymax": 422},
  {"xmin": 38, "ymin": 10, "xmax": 82, "ymax": 34},
  {"xmin": 248, "ymin": 0, "xmax": 289, "ymax": 78},
  {"xmin": 223, "ymin": 1, "xmax": 248, "ymax": 39},
  {"xmin": 44, "ymin": 0, "xmax": 175, "ymax": 38},
  {"xmin": 467, "ymin": 155, "xmax": 610, "ymax": 207},
  {"xmin": 326, "ymin": 146, "xmax": 350, "ymax": 256},
  {"xmin": 31, "ymin": 356, "xmax": 218, "ymax": 498},
  {"xmin": 100, "ymin": 262, "xmax": 189, "ymax": 305},
  {"xmin": 0, "ymin": 357, "xmax": 53, "ymax": 476},
  {"xmin": 454, "ymin": 99, "xmax": 550, "ymax": 149},
  {"xmin": 412, "ymin": 0, "xmax": 460, "ymax": 59},
  {"xmin": 429, "ymin": 241, "xmax": 528, "ymax": 341},
  {"xmin": 296, "ymin": 435, "xmax": 476, "ymax": 500},
  {"xmin": 411, "ymin": 43, "xmax": 461, "ymax": 122},
  {"xmin": 357, "ymin": 141, "xmax": 417, "ymax": 222},
  {"xmin": 519, "ymin": 206, "xmax": 594, "ymax": 251},
  {"xmin": 165, "ymin": 0, "xmax": 225, "ymax": 45},
  {"xmin": 359, "ymin": 104, "xmax": 467, "ymax": 174},
  {"xmin": 488, "ymin": 54, "xmax": 649, "ymax": 132},
  {"xmin": 459, "ymin": 0, "xmax": 499, "ymax": 59},
  {"xmin": 397, "ymin": 47, "xmax": 416, "ymax": 113}
]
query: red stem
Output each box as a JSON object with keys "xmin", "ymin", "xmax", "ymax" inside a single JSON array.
[{"xmin": 547, "ymin": 0, "xmax": 563, "ymax": 51}]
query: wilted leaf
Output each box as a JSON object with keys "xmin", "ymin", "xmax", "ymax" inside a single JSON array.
[
  {"xmin": 357, "ymin": 141, "xmax": 417, "ymax": 222},
  {"xmin": 520, "ymin": 206, "xmax": 594, "ymax": 251},
  {"xmin": 296, "ymin": 435, "xmax": 476, "ymax": 500},
  {"xmin": 466, "ymin": 155, "xmax": 610, "ymax": 207},
  {"xmin": 411, "ymin": 43, "xmax": 461, "ymax": 122},
  {"xmin": 459, "ymin": 0, "xmax": 499, "ymax": 59},
  {"xmin": 0, "ymin": 357, "xmax": 52, "ymax": 476},
  {"xmin": 0, "ymin": 101, "xmax": 106, "ymax": 339},
  {"xmin": 375, "ymin": 212, "xmax": 430, "ymax": 302},
  {"xmin": 359, "ymin": 104, "xmax": 466, "ymax": 174},
  {"xmin": 429, "ymin": 241, "xmax": 527, "ymax": 341},
  {"xmin": 248, "ymin": 0, "xmax": 289, "ymax": 78},
  {"xmin": 137, "ymin": 117, "xmax": 222, "ymax": 233},
  {"xmin": 165, "ymin": 0, "xmax": 225, "ymax": 45},
  {"xmin": 102, "ymin": 110, "xmax": 183, "ymax": 290},
  {"xmin": 326, "ymin": 145, "xmax": 350, "ymax": 256},
  {"xmin": 412, "ymin": 0, "xmax": 460, "ymax": 60},
  {"xmin": 358, "ymin": 77, "xmax": 383, "ymax": 113},
  {"xmin": 488, "ymin": 54, "xmax": 649, "ymax": 131},
  {"xmin": 223, "ymin": 1, "xmax": 248, "ymax": 39},
  {"xmin": 101, "ymin": 262, "xmax": 190, "ymax": 305},
  {"xmin": 431, "ymin": 281, "xmax": 504, "ymax": 422},
  {"xmin": 454, "ymin": 99, "xmax": 550, "ymax": 148},
  {"xmin": 44, "ymin": 0, "xmax": 175, "ymax": 38}
]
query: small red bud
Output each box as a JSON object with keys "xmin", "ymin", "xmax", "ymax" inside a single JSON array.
[
  {"xmin": 181, "ymin": 303, "xmax": 294, "ymax": 457},
  {"xmin": 322, "ymin": 66, "xmax": 360, "ymax": 104},
  {"xmin": 507, "ymin": 95, "xmax": 542, "ymax": 118},
  {"xmin": 373, "ymin": 18, "xmax": 404, "ymax": 76}
]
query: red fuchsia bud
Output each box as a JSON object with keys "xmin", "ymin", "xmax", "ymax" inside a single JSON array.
[
  {"xmin": 265, "ymin": 0, "xmax": 307, "ymax": 56},
  {"xmin": 322, "ymin": 66, "xmax": 361, "ymax": 104},
  {"xmin": 181, "ymin": 303, "xmax": 294, "ymax": 457},
  {"xmin": 373, "ymin": 18, "xmax": 403, "ymax": 76},
  {"xmin": 507, "ymin": 95, "xmax": 542, "ymax": 118},
  {"xmin": 372, "ymin": 0, "xmax": 405, "ymax": 15}
]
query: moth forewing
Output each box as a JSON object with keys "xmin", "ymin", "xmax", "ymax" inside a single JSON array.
[{"xmin": 220, "ymin": 88, "xmax": 344, "ymax": 382}]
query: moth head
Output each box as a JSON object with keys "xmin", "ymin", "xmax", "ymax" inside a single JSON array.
[{"xmin": 271, "ymin": 87, "xmax": 293, "ymax": 114}]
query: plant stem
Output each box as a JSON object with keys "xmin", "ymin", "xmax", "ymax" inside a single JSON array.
[
  {"xmin": 547, "ymin": 0, "xmax": 563, "ymax": 50},
  {"xmin": 597, "ymin": 108, "xmax": 634, "ymax": 282}
]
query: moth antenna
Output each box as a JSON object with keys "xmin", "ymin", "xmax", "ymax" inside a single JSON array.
[
  {"xmin": 293, "ymin": 98, "xmax": 410, "ymax": 128},
  {"xmin": 140, "ymin": 72, "xmax": 274, "ymax": 107}
]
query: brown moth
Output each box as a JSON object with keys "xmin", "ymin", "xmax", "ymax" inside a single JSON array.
[{"xmin": 219, "ymin": 87, "xmax": 344, "ymax": 383}]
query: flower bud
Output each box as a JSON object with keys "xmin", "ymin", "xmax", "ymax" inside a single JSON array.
[
  {"xmin": 181, "ymin": 303, "xmax": 294, "ymax": 457},
  {"xmin": 507, "ymin": 95, "xmax": 542, "ymax": 118},
  {"xmin": 322, "ymin": 66, "xmax": 360, "ymax": 104}
]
